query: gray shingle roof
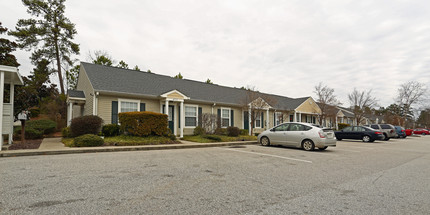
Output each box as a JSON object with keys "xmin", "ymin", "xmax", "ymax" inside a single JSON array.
[
  {"xmin": 67, "ymin": 90, "xmax": 85, "ymax": 98},
  {"xmin": 81, "ymin": 62, "xmax": 310, "ymax": 110}
]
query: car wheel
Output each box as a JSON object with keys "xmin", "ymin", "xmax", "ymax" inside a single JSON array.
[
  {"xmin": 422, "ymin": 133, "xmax": 426, "ymax": 135},
  {"xmin": 302, "ymin": 140, "xmax": 315, "ymax": 151},
  {"xmin": 362, "ymin": 135, "xmax": 371, "ymax": 142},
  {"xmin": 318, "ymin": 146, "xmax": 328, "ymax": 151},
  {"xmin": 260, "ymin": 136, "xmax": 270, "ymax": 146},
  {"xmin": 383, "ymin": 134, "xmax": 389, "ymax": 141}
]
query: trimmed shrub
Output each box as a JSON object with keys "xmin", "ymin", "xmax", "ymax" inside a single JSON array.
[
  {"xmin": 102, "ymin": 124, "xmax": 121, "ymax": 137},
  {"xmin": 203, "ymin": 135, "xmax": 222, "ymax": 142},
  {"xmin": 70, "ymin": 115, "xmax": 103, "ymax": 137},
  {"xmin": 118, "ymin": 111, "xmax": 168, "ymax": 137},
  {"xmin": 193, "ymin": 126, "xmax": 206, "ymax": 136},
  {"xmin": 214, "ymin": 128, "xmax": 227, "ymax": 135},
  {"xmin": 338, "ymin": 123, "xmax": 350, "ymax": 130},
  {"xmin": 168, "ymin": 134, "xmax": 177, "ymax": 141},
  {"xmin": 29, "ymin": 108, "xmax": 40, "ymax": 118},
  {"xmin": 227, "ymin": 126, "xmax": 240, "ymax": 137},
  {"xmin": 26, "ymin": 119, "xmax": 57, "ymax": 134},
  {"xmin": 72, "ymin": 134, "xmax": 104, "ymax": 147},
  {"xmin": 62, "ymin": 127, "xmax": 72, "ymax": 138},
  {"xmin": 240, "ymin": 129, "xmax": 248, "ymax": 135},
  {"xmin": 14, "ymin": 127, "xmax": 44, "ymax": 139}
]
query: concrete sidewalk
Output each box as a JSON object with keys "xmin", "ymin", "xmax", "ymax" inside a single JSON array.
[{"xmin": 0, "ymin": 137, "xmax": 257, "ymax": 157}]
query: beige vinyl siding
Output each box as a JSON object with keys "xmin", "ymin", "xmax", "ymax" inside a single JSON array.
[
  {"xmin": 97, "ymin": 95, "xmax": 161, "ymax": 124},
  {"xmin": 75, "ymin": 66, "xmax": 94, "ymax": 116},
  {"xmin": 295, "ymin": 98, "xmax": 321, "ymax": 114}
]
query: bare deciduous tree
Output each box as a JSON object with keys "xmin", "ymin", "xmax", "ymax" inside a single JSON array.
[
  {"xmin": 313, "ymin": 82, "xmax": 342, "ymax": 126},
  {"xmin": 397, "ymin": 81, "xmax": 426, "ymax": 126},
  {"xmin": 201, "ymin": 113, "xmax": 217, "ymax": 134},
  {"xmin": 241, "ymin": 86, "xmax": 277, "ymax": 136},
  {"xmin": 348, "ymin": 88, "xmax": 378, "ymax": 125}
]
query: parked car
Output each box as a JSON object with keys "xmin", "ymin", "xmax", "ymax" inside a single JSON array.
[
  {"xmin": 257, "ymin": 122, "xmax": 336, "ymax": 151},
  {"xmin": 335, "ymin": 126, "xmax": 384, "ymax": 142},
  {"xmin": 394, "ymin": 126, "xmax": 407, "ymax": 138},
  {"xmin": 413, "ymin": 128, "xmax": 430, "ymax": 135},
  {"xmin": 405, "ymin": 129, "xmax": 413, "ymax": 136},
  {"xmin": 364, "ymin": 124, "xmax": 397, "ymax": 140}
]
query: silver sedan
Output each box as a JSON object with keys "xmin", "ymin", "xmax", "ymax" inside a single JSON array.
[{"xmin": 257, "ymin": 122, "xmax": 337, "ymax": 151}]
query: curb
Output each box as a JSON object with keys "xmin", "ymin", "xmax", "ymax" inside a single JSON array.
[{"xmin": 0, "ymin": 141, "xmax": 258, "ymax": 158}]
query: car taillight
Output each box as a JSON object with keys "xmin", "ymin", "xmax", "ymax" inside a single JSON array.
[
  {"xmin": 390, "ymin": 129, "xmax": 394, "ymax": 133},
  {"xmin": 318, "ymin": 130, "xmax": 326, "ymax": 138},
  {"xmin": 375, "ymin": 132, "xmax": 382, "ymax": 135},
  {"xmin": 401, "ymin": 130, "xmax": 405, "ymax": 132}
]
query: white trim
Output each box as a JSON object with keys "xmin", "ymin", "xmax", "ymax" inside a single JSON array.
[
  {"xmin": 221, "ymin": 107, "xmax": 231, "ymax": 128},
  {"xmin": 180, "ymin": 102, "xmax": 184, "ymax": 138},
  {"xmin": 184, "ymin": 104, "xmax": 198, "ymax": 128},
  {"xmin": 255, "ymin": 112, "xmax": 262, "ymax": 128},
  {"xmin": 160, "ymin": 89, "xmax": 190, "ymax": 100},
  {"xmin": 118, "ymin": 98, "xmax": 141, "ymax": 113}
]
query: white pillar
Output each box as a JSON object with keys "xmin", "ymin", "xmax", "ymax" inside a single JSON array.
[
  {"xmin": 160, "ymin": 101, "xmax": 163, "ymax": 113},
  {"xmin": 248, "ymin": 107, "xmax": 251, "ymax": 136},
  {"xmin": 67, "ymin": 102, "xmax": 73, "ymax": 126},
  {"xmin": 92, "ymin": 92, "xmax": 96, "ymax": 115},
  {"xmin": 298, "ymin": 112, "xmax": 302, "ymax": 122},
  {"xmin": 180, "ymin": 101, "xmax": 184, "ymax": 138},
  {"xmin": 8, "ymin": 80, "xmax": 14, "ymax": 145},
  {"xmin": 0, "ymin": 72, "xmax": 4, "ymax": 151},
  {"xmin": 293, "ymin": 111, "xmax": 297, "ymax": 122},
  {"xmin": 335, "ymin": 116, "xmax": 338, "ymax": 130},
  {"xmin": 266, "ymin": 109, "xmax": 269, "ymax": 129},
  {"xmin": 173, "ymin": 104, "xmax": 177, "ymax": 136}
]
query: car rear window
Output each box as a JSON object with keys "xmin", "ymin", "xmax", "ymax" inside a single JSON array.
[
  {"xmin": 380, "ymin": 125, "xmax": 391, "ymax": 129},
  {"xmin": 371, "ymin": 125, "xmax": 379, "ymax": 129}
]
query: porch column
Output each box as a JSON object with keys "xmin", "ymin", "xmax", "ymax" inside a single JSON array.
[
  {"xmin": 293, "ymin": 110, "xmax": 297, "ymax": 122},
  {"xmin": 160, "ymin": 101, "xmax": 163, "ymax": 113},
  {"xmin": 298, "ymin": 112, "xmax": 302, "ymax": 122},
  {"xmin": 266, "ymin": 109, "xmax": 269, "ymax": 129},
  {"xmin": 165, "ymin": 100, "xmax": 169, "ymax": 118},
  {"xmin": 0, "ymin": 72, "xmax": 4, "ymax": 151},
  {"xmin": 180, "ymin": 101, "xmax": 184, "ymax": 138},
  {"xmin": 248, "ymin": 107, "xmax": 251, "ymax": 136},
  {"xmin": 8, "ymin": 79, "xmax": 14, "ymax": 145},
  {"xmin": 335, "ymin": 116, "xmax": 338, "ymax": 130},
  {"xmin": 67, "ymin": 102, "xmax": 73, "ymax": 126}
]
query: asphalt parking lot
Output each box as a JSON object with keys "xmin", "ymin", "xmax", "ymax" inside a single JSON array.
[{"xmin": 1, "ymin": 136, "xmax": 429, "ymax": 214}]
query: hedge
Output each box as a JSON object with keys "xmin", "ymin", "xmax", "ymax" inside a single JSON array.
[
  {"xmin": 72, "ymin": 134, "xmax": 104, "ymax": 147},
  {"xmin": 70, "ymin": 115, "xmax": 103, "ymax": 137},
  {"xmin": 118, "ymin": 111, "xmax": 168, "ymax": 136},
  {"xmin": 26, "ymin": 119, "xmax": 57, "ymax": 134},
  {"xmin": 102, "ymin": 124, "xmax": 121, "ymax": 137},
  {"xmin": 14, "ymin": 127, "xmax": 44, "ymax": 139},
  {"xmin": 338, "ymin": 123, "xmax": 350, "ymax": 130},
  {"xmin": 227, "ymin": 126, "xmax": 240, "ymax": 137}
]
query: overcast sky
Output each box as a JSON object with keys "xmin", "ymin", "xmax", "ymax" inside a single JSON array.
[{"xmin": 2, "ymin": 0, "xmax": 430, "ymax": 108}]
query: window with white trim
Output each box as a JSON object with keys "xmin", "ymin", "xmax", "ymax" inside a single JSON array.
[
  {"xmin": 185, "ymin": 105, "xmax": 197, "ymax": 127},
  {"xmin": 119, "ymin": 99, "xmax": 139, "ymax": 113},
  {"xmin": 275, "ymin": 112, "xmax": 283, "ymax": 126},
  {"xmin": 255, "ymin": 112, "xmax": 261, "ymax": 128},
  {"xmin": 221, "ymin": 108, "xmax": 230, "ymax": 128}
]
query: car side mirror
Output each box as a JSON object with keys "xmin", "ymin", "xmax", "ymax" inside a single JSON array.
[{"xmin": 270, "ymin": 129, "xmax": 274, "ymax": 132}]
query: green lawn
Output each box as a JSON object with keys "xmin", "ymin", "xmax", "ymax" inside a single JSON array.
[
  {"xmin": 182, "ymin": 135, "xmax": 257, "ymax": 143},
  {"xmin": 62, "ymin": 135, "xmax": 180, "ymax": 147}
]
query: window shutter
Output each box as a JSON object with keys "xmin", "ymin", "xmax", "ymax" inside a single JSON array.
[
  {"xmin": 261, "ymin": 112, "xmax": 264, "ymax": 128},
  {"xmin": 112, "ymin": 101, "xmax": 118, "ymax": 124},
  {"xmin": 244, "ymin": 111, "xmax": 249, "ymax": 130},
  {"xmin": 140, "ymin": 103, "xmax": 146, "ymax": 111},
  {"xmin": 273, "ymin": 112, "xmax": 276, "ymax": 126},
  {"xmin": 198, "ymin": 107, "xmax": 202, "ymax": 127},
  {"xmin": 217, "ymin": 109, "xmax": 221, "ymax": 127},
  {"xmin": 230, "ymin": 110, "xmax": 234, "ymax": 127}
]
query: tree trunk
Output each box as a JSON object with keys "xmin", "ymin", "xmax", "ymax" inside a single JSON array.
[{"xmin": 54, "ymin": 20, "xmax": 65, "ymax": 95}]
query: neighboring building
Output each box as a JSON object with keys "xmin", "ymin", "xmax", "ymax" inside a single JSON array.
[
  {"xmin": 67, "ymin": 63, "xmax": 322, "ymax": 137},
  {"xmin": 0, "ymin": 65, "xmax": 24, "ymax": 150}
]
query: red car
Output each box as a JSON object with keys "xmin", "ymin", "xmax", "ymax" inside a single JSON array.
[
  {"xmin": 405, "ymin": 129, "xmax": 414, "ymax": 136},
  {"xmin": 413, "ymin": 128, "xmax": 430, "ymax": 135}
]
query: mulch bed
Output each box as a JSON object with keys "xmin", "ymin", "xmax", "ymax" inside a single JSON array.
[{"xmin": 7, "ymin": 139, "xmax": 43, "ymax": 150}]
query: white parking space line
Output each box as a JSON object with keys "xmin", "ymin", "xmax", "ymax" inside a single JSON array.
[
  {"xmin": 222, "ymin": 148, "xmax": 313, "ymax": 163},
  {"xmin": 333, "ymin": 148, "xmax": 361, "ymax": 153},
  {"xmin": 341, "ymin": 145, "xmax": 374, "ymax": 150}
]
